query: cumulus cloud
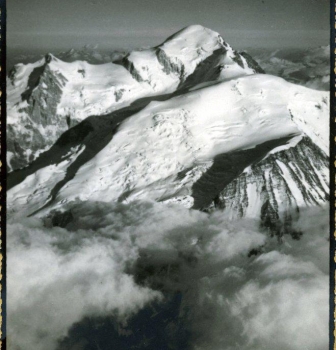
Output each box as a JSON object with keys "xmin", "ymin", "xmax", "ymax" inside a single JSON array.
[{"xmin": 7, "ymin": 201, "xmax": 329, "ymax": 350}]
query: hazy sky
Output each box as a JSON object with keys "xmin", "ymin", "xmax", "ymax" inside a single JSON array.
[{"xmin": 8, "ymin": 0, "xmax": 329, "ymax": 51}]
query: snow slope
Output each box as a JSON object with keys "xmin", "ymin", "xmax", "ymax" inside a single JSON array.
[{"xmin": 8, "ymin": 74, "xmax": 329, "ymax": 228}]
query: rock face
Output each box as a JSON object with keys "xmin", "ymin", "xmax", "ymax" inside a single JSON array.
[
  {"xmin": 7, "ymin": 25, "xmax": 262, "ymax": 170},
  {"xmin": 23, "ymin": 57, "xmax": 68, "ymax": 125},
  {"xmin": 212, "ymin": 137, "xmax": 329, "ymax": 237},
  {"xmin": 7, "ymin": 55, "xmax": 69, "ymax": 170}
]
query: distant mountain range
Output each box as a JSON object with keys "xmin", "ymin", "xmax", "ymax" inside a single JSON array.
[{"xmin": 251, "ymin": 45, "xmax": 330, "ymax": 91}]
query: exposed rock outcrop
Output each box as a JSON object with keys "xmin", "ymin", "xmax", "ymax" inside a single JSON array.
[{"xmin": 213, "ymin": 137, "xmax": 328, "ymax": 237}]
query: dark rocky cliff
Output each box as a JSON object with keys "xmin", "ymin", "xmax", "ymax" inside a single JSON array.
[{"xmin": 213, "ymin": 137, "xmax": 329, "ymax": 237}]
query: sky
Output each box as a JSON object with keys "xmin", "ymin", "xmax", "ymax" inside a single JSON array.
[{"xmin": 7, "ymin": 0, "xmax": 330, "ymax": 52}]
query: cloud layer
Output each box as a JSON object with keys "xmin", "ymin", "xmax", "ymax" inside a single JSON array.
[{"xmin": 7, "ymin": 201, "xmax": 329, "ymax": 350}]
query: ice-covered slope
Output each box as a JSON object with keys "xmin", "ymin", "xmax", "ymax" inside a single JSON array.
[
  {"xmin": 7, "ymin": 25, "xmax": 262, "ymax": 170},
  {"xmin": 8, "ymin": 74, "xmax": 329, "ymax": 233}
]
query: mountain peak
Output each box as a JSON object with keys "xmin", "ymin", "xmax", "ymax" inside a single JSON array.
[
  {"xmin": 169, "ymin": 24, "xmax": 217, "ymax": 37},
  {"xmin": 45, "ymin": 53, "xmax": 58, "ymax": 64},
  {"xmin": 162, "ymin": 24, "xmax": 225, "ymax": 48}
]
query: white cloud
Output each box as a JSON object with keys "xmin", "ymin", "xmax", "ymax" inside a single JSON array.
[{"xmin": 7, "ymin": 201, "xmax": 329, "ymax": 350}]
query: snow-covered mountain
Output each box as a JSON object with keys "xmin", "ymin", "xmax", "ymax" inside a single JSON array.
[
  {"xmin": 8, "ymin": 49, "xmax": 329, "ymax": 236},
  {"xmin": 7, "ymin": 25, "xmax": 262, "ymax": 170}
]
